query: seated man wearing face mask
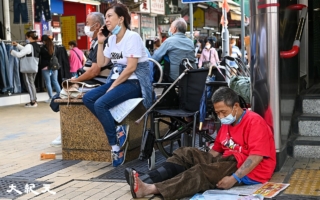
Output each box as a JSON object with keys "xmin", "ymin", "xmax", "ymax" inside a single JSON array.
[
  {"xmin": 151, "ymin": 18, "xmax": 196, "ymax": 82},
  {"xmin": 72, "ymin": 12, "xmax": 110, "ymax": 84},
  {"xmin": 126, "ymin": 87, "xmax": 276, "ymax": 199},
  {"xmin": 50, "ymin": 12, "xmax": 109, "ymax": 148}
]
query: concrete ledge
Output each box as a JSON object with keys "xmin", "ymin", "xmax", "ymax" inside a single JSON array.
[{"xmin": 57, "ymin": 99, "xmax": 146, "ymax": 162}]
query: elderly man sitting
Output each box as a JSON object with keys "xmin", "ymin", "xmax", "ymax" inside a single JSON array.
[
  {"xmin": 126, "ymin": 87, "xmax": 276, "ymax": 199},
  {"xmin": 152, "ymin": 18, "xmax": 196, "ymax": 82}
]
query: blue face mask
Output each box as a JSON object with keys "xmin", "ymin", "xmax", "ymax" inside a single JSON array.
[
  {"xmin": 26, "ymin": 39, "xmax": 30, "ymax": 44},
  {"xmin": 112, "ymin": 24, "xmax": 121, "ymax": 35},
  {"xmin": 219, "ymin": 108, "xmax": 237, "ymax": 125},
  {"xmin": 168, "ymin": 29, "xmax": 172, "ymax": 37}
]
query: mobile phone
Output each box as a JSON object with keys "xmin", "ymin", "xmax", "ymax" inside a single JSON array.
[{"xmin": 102, "ymin": 25, "xmax": 110, "ymax": 37}]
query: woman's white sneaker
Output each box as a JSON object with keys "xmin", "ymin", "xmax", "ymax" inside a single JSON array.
[
  {"xmin": 50, "ymin": 136, "xmax": 61, "ymax": 147},
  {"xmin": 25, "ymin": 102, "xmax": 38, "ymax": 108}
]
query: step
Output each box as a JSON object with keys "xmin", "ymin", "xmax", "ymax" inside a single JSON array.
[
  {"xmin": 298, "ymin": 114, "xmax": 320, "ymax": 136},
  {"xmin": 302, "ymin": 95, "xmax": 320, "ymax": 114},
  {"xmin": 0, "ymin": 92, "xmax": 50, "ymax": 107},
  {"xmin": 293, "ymin": 136, "xmax": 320, "ymax": 158}
]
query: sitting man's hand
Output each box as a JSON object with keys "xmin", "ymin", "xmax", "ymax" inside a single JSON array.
[{"xmin": 216, "ymin": 175, "xmax": 237, "ymax": 189}]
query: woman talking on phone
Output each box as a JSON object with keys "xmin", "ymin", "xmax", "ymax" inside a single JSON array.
[{"xmin": 82, "ymin": 3, "xmax": 152, "ymax": 167}]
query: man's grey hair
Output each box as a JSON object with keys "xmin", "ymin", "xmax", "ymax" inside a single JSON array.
[
  {"xmin": 88, "ymin": 12, "xmax": 105, "ymax": 27},
  {"xmin": 172, "ymin": 18, "xmax": 187, "ymax": 34},
  {"xmin": 211, "ymin": 87, "xmax": 240, "ymax": 107}
]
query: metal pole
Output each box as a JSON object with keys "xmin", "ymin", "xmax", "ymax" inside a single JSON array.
[
  {"xmin": 3, "ymin": 0, "xmax": 11, "ymax": 40},
  {"xmin": 240, "ymin": 0, "xmax": 245, "ymax": 63},
  {"xmin": 222, "ymin": 8, "xmax": 229, "ymax": 57},
  {"xmin": 189, "ymin": 3, "xmax": 194, "ymax": 41}
]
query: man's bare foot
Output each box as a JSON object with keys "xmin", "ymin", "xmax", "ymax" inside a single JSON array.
[{"xmin": 132, "ymin": 170, "xmax": 159, "ymax": 198}]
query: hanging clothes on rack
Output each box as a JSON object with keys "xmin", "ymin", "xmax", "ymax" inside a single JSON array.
[
  {"xmin": 0, "ymin": 41, "xmax": 11, "ymax": 93},
  {"xmin": 13, "ymin": 0, "xmax": 29, "ymax": 24},
  {"xmin": 34, "ymin": 0, "xmax": 51, "ymax": 22},
  {"xmin": 0, "ymin": 40, "xmax": 24, "ymax": 95},
  {"xmin": 5, "ymin": 44, "xmax": 21, "ymax": 94},
  {"xmin": 55, "ymin": 45, "xmax": 71, "ymax": 84}
]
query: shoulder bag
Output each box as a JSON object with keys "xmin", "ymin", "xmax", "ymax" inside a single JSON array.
[
  {"xmin": 60, "ymin": 79, "xmax": 100, "ymax": 100},
  {"xmin": 202, "ymin": 49, "xmax": 211, "ymax": 68},
  {"xmin": 20, "ymin": 45, "xmax": 39, "ymax": 73}
]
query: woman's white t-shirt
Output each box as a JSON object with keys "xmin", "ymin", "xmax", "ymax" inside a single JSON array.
[{"xmin": 104, "ymin": 30, "xmax": 148, "ymax": 79}]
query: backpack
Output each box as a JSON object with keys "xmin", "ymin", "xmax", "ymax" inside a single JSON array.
[
  {"xmin": 48, "ymin": 47, "xmax": 61, "ymax": 70},
  {"xmin": 229, "ymin": 76, "xmax": 251, "ymax": 104}
]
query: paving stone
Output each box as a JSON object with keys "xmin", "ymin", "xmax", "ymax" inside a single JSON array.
[
  {"xmin": 115, "ymin": 192, "xmax": 134, "ymax": 200},
  {"xmin": 59, "ymin": 191, "xmax": 85, "ymax": 199},
  {"xmin": 75, "ymin": 182, "xmax": 105, "ymax": 191}
]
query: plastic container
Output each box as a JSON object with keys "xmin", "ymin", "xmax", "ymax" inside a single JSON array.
[{"xmin": 40, "ymin": 153, "xmax": 56, "ymax": 160}]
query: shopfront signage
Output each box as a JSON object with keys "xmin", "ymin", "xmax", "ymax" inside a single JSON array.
[
  {"xmin": 140, "ymin": 0, "xmax": 151, "ymax": 13},
  {"xmin": 53, "ymin": 21, "xmax": 60, "ymax": 27},
  {"xmin": 34, "ymin": 23, "xmax": 42, "ymax": 41},
  {"xmin": 151, "ymin": 0, "xmax": 165, "ymax": 15},
  {"xmin": 205, "ymin": 8, "xmax": 218, "ymax": 27},
  {"xmin": 24, "ymin": 23, "xmax": 32, "ymax": 34},
  {"xmin": 77, "ymin": 23, "xmax": 86, "ymax": 37},
  {"xmin": 193, "ymin": 7, "xmax": 205, "ymax": 28},
  {"xmin": 181, "ymin": 0, "xmax": 209, "ymax": 4},
  {"xmin": 41, "ymin": 13, "xmax": 51, "ymax": 36},
  {"xmin": 51, "ymin": 0, "xmax": 64, "ymax": 14},
  {"xmin": 130, "ymin": 0, "xmax": 151, "ymax": 13},
  {"xmin": 141, "ymin": 15, "xmax": 154, "ymax": 29},
  {"xmin": 60, "ymin": 16, "xmax": 77, "ymax": 49}
]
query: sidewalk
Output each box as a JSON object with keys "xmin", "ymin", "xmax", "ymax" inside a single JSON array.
[
  {"xmin": 0, "ymin": 103, "xmax": 320, "ymax": 200},
  {"xmin": 0, "ymin": 103, "xmax": 132, "ymax": 200}
]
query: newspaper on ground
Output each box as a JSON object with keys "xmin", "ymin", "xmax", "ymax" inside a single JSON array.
[
  {"xmin": 253, "ymin": 182, "xmax": 290, "ymax": 198},
  {"xmin": 190, "ymin": 193, "xmax": 263, "ymax": 200},
  {"xmin": 110, "ymin": 98, "xmax": 144, "ymax": 123},
  {"xmin": 224, "ymin": 184, "xmax": 264, "ymax": 195}
]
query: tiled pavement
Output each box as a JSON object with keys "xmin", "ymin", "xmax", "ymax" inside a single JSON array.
[
  {"xmin": 1, "ymin": 103, "xmax": 320, "ymax": 199},
  {"xmin": 0, "ymin": 103, "xmax": 134, "ymax": 200}
]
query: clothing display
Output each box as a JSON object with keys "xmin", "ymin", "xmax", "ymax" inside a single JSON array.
[
  {"xmin": 0, "ymin": 41, "xmax": 21, "ymax": 94},
  {"xmin": 55, "ymin": 45, "xmax": 71, "ymax": 84},
  {"xmin": 13, "ymin": 0, "xmax": 29, "ymax": 24},
  {"xmin": 34, "ymin": 0, "xmax": 51, "ymax": 22},
  {"xmin": 0, "ymin": 42, "xmax": 70, "ymax": 96}
]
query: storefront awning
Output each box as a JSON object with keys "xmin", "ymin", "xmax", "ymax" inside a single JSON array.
[
  {"xmin": 206, "ymin": 0, "xmax": 241, "ymax": 21},
  {"xmin": 63, "ymin": 0, "xmax": 101, "ymax": 5}
]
